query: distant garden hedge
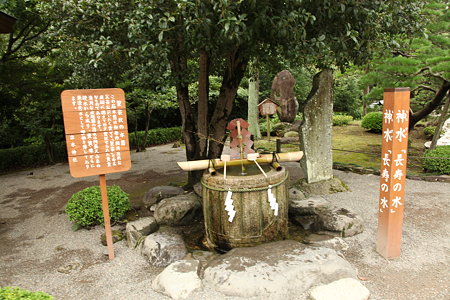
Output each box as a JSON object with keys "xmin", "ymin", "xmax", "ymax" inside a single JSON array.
[
  {"xmin": 423, "ymin": 146, "xmax": 450, "ymax": 174},
  {"xmin": 0, "ymin": 127, "xmax": 182, "ymax": 172},
  {"xmin": 128, "ymin": 127, "xmax": 182, "ymax": 149}
]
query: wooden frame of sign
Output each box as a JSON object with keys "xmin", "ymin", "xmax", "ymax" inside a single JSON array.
[
  {"xmin": 61, "ymin": 88, "xmax": 131, "ymax": 260},
  {"xmin": 376, "ymin": 87, "xmax": 410, "ymax": 259}
]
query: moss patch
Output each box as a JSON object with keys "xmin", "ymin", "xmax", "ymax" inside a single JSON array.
[{"xmin": 333, "ymin": 125, "xmax": 427, "ymax": 175}]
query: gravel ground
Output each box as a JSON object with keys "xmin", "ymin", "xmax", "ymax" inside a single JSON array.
[{"xmin": 1, "ymin": 143, "xmax": 449, "ymax": 299}]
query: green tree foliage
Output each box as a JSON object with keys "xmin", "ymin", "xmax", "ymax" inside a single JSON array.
[
  {"xmin": 334, "ymin": 73, "xmax": 363, "ymax": 119},
  {"xmin": 360, "ymin": 0, "xmax": 450, "ymax": 130},
  {"xmin": 40, "ymin": 0, "xmax": 423, "ymax": 184},
  {"xmin": 0, "ymin": 0, "xmax": 68, "ymax": 164}
]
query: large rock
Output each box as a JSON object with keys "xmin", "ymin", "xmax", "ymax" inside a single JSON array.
[
  {"xmin": 284, "ymin": 131, "xmax": 299, "ymax": 138},
  {"xmin": 193, "ymin": 182, "xmax": 202, "ymax": 198},
  {"xmin": 295, "ymin": 177, "xmax": 350, "ymax": 195},
  {"xmin": 272, "ymin": 122, "xmax": 292, "ymax": 137},
  {"xmin": 310, "ymin": 278, "xmax": 370, "ymax": 300},
  {"xmin": 140, "ymin": 232, "xmax": 188, "ymax": 268},
  {"xmin": 289, "ymin": 187, "xmax": 305, "ymax": 200},
  {"xmin": 299, "ymin": 68, "xmax": 333, "ymax": 183},
  {"xmin": 288, "ymin": 119, "xmax": 302, "ymax": 132},
  {"xmin": 143, "ymin": 186, "xmax": 184, "ymax": 207},
  {"xmin": 100, "ymin": 230, "xmax": 123, "ymax": 246},
  {"xmin": 289, "ymin": 197, "xmax": 330, "ymax": 216},
  {"xmin": 203, "ymin": 240, "xmax": 357, "ymax": 299},
  {"xmin": 304, "ymin": 235, "xmax": 349, "ymax": 252},
  {"xmin": 271, "ymin": 70, "xmax": 298, "ymax": 123},
  {"xmin": 126, "ymin": 217, "xmax": 158, "ymax": 249},
  {"xmin": 154, "ymin": 194, "xmax": 202, "ymax": 226},
  {"xmin": 152, "ymin": 260, "xmax": 202, "ymax": 299},
  {"xmin": 317, "ymin": 207, "xmax": 364, "ymax": 237}
]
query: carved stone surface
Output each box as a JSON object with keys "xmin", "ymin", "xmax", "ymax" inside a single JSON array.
[
  {"xmin": 271, "ymin": 70, "xmax": 298, "ymax": 123},
  {"xmin": 299, "ymin": 68, "xmax": 334, "ymax": 183}
]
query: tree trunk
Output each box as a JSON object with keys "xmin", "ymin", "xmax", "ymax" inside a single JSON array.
[
  {"xmin": 141, "ymin": 103, "xmax": 156, "ymax": 151},
  {"xmin": 208, "ymin": 48, "xmax": 249, "ymax": 158},
  {"xmin": 430, "ymin": 94, "xmax": 450, "ymax": 150},
  {"xmin": 44, "ymin": 134, "xmax": 54, "ymax": 164},
  {"xmin": 170, "ymin": 53, "xmax": 201, "ymax": 185},
  {"xmin": 362, "ymin": 63, "xmax": 370, "ymax": 116},
  {"xmin": 133, "ymin": 109, "xmax": 140, "ymax": 152},
  {"xmin": 409, "ymin": 81, "xmax": 450, "ymax": 130},
  {"xmin": 197, "ymin": 50, "xmax": 210, "ymax": 159}
]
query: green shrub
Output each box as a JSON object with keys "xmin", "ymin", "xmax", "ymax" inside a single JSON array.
[
  {"xmin": 65, "ymin": 185, "xmax": 131, "ymax": 227},
  {"xmin": 423, "ymin": 126, "xmax": 443, "ymax": 139},
  {"xmin": 361, "ymin": 112, "xmax": 383, "ymax": 132},
  {"xmin": 0, "ymin": 286, "xmax": 53, "ymax": 299},
  {"xmin": 332, "ymin": 115, "xmax": 353, "ymax": 126},
  {"xmin": 423, "ymin": 146, "xmax": 450, "ymax": 174}
]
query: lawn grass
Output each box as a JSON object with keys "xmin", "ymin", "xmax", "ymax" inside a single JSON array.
[{"xmin": 254, "ymin": 122, "xmax": 429, "ymax": 175}]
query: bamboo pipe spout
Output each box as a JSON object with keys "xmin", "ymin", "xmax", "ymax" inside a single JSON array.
[{"xmin": 177, "ymin": 151, "xmax": 303, "ymax": 172}]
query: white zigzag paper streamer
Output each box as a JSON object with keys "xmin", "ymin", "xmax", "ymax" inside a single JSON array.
[
  {"xmin": 224, "ymin": 190, "xmax": 236, "ymax": 222},
  {"xmin": 267, "ymin": 185, "xmax": 278, "ymax": 216}
]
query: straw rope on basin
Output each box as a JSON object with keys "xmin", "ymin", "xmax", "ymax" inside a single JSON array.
[{"xmin": 201, "ymin": 164, "xmax": 289, "ymax": 250}]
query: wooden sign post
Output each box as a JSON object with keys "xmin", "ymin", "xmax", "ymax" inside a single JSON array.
[
  {"xmin": 61, "ymin": 88, "xmax": 131, "ymax": 260},
  {"xmin": 258, "ymin": 99, "xmax": 278, "ymax": 141},
  {"xmin": 376, "ymin": 87, "xmax": 410, "ymax": 259}
]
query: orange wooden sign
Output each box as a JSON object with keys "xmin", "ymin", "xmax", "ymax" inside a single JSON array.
[
  {"xmin": 61, "ymin": 88, "xmax": 131, "ymax": 178},
  {"xmin": 376, "ymin": 87, "xmax": 410, "ymax": 259}
]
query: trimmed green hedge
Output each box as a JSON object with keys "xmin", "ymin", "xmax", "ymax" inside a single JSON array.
[
  {"xmin": 128, "ymin": 127, "xmax": 182, "ymax": 149},
  {"xmin": 0, "ymin": 127, "xmax": 182, "ymax": 172},
  {"xmin": 0, "ymin": 142, "xmax": 68, "ymax": 172},
  {"xmin": 332, "ymin": 115, "xmax": 353, "ymax": 126},
  {"xmin": 424, "ymin": 146, "xmax": 450, "ymax": 174}
]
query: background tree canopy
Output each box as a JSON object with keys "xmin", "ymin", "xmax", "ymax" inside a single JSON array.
[
  {"xmin": 360, "ymin": 0, "xmax": 450, "ymax": 129},
  {"xmin": 1, "ymin": 0, "xmax": 430, "ymax": 182}
]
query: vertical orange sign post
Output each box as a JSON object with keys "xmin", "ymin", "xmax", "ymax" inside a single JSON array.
[
  {"xmin": 376, "ymin": 87, "xmax": 410, "ymax": 259},
  {"xmin": 61, "ymin": 88, "xmax": 131, "ymax": 260}
]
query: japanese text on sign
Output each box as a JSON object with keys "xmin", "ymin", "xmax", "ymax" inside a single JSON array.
[
  {"xmin": 376, "ymin": 87, "xmax": 410, "ymax": 259},
  {"xmin": 61, "ymin": 89, "xmax": 131, "ymax": 178},
  {"xmin": 259, "ymin": 100, "xmax": 277, "ymax": 116},
  {"xmin": 379, "ymin": 108, "xmax": 409, "ymax": 214}
]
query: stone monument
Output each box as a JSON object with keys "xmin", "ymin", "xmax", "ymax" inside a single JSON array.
[
  {"xmin": 271, "ymin": 70, "xmax": 298, "ymax": 123},
  {"xmin": 299, "ymin": 68, "xmax": 333, "ymax": 183}
]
